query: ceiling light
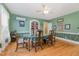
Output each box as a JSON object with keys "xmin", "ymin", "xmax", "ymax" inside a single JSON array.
[{"xmin": 43, "ymin": 10, "xmax": 49, "ymax": 14}]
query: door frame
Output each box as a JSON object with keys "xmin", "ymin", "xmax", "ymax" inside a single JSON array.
[{"xmin": 29, "ymin": 19, "xmax": 40, "ymax": 35}]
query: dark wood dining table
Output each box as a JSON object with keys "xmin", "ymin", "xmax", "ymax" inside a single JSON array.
[
  {"xmin": 25, "ymin": 35, "xmax": 39, "ymax": 51},
  {"xmin": 23, "ymin": 35, "xmax": 48, "ymax": 51}
]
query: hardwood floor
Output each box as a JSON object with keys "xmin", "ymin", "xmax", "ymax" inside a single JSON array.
[{"xmin": 0, "ymin": 39, "xmax": 79, "ymax": 56}]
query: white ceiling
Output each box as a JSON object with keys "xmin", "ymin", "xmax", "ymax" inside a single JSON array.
[{"xmin": 5, "ymin": 3, "xmax": 79, "ymax": 20}]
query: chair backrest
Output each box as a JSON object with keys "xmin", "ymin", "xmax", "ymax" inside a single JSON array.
[
  {"xmin": 49, "ymin": 30, "xmax": 56, "ymax": 36},
  {"xmin": 36, "ymin": 30, "xmax": 43, "ymax": 42},
  {"xmin": 37, "ymin": 30, "xmax": 43, "ymax": 37},
  {"xmin": 48, "ymin": 34, "xmax": 53, "ymax": 41}
]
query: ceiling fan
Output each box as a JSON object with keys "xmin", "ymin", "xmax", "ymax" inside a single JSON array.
[{"xmin": 36, "ymin": 4, "xmax": 52, "ymax": 15}]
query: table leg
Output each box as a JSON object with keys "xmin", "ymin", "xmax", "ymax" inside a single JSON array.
[{"xmin": 28, "ymin": 38, "xmax": 30, "ymax": 51}]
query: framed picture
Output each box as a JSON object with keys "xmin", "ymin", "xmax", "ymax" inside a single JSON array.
[
  {"xmin": 65, "ymin": 24, "xmax": 71, "ymax": 30},
  {"xmin": 19, "ymin": 21, "xmax": 25, "ymax": 27},
  {"xmin": 57, "ymin": 18, "xmax": 64, "ymax": 31}
]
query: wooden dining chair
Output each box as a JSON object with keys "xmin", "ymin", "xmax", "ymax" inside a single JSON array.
[
  {"xmin": 46, "ymin": 30, "xmax": 56, "ymax": 46},
  {"xmin": 32, "ymin": 30, "xmax": 43, "ymax": 52},
  {"xmin": 51, "ymin": 30, "xmax": 56, "ymax": 44},
  {"xmin": 15, "ymin": 33, "xmax": 28, "ymax": 51},
  {"xmin": 47, "ymin": 34, "xmax": 54, "ymax": 45}
]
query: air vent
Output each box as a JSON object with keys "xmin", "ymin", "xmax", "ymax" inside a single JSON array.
[{"xmin": 16, "ymin": 17, "xmax": 26, "ymax": 21}]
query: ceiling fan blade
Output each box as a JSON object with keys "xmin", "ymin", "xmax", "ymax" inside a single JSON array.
[
  {"xmin": 42, "ymin": 4, "xmax": 46, "ymax": 8},
  {"xmin": 42, "ymin": 4, "xmax": 48, "ymax": 10}
]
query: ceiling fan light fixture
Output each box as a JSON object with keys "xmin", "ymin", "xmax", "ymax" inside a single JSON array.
[{"xmin": 43, "ymin": 10, "xmax": 49, "ymax": 14}]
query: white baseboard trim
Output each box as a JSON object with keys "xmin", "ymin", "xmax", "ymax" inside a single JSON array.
[
  {"xmin": 56, "ymin": 37, "xmax": 79, "ymax": 45},
  {"xmin": 56, "ymin": 31, "xmax": 79, "ymax": 35}
]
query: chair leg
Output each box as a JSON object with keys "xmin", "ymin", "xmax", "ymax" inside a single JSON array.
[
  {"xmin": 23, "ymin": 43, "xmax": 25, "ymax": 48},
  {"xmin": 40, "ymin": 42, "xmax": 43, "ymax": 49},
  {"xmin": 51, "ymin": 40, "xmax": 53, "ymax": 45},
  {"xmin": 31, "ymin": 41, "xmax": 34, "ymax": 48},
  {"xmin": 46, "ymin": 40, "xmax": 49, "ymax": 46},
  {"xmin": 28, "ymin": 39, "xmax": 31, "ymax": 51},
  {"xmin": 53, "ymin": 37, "xmax": 55, "ymax": 44},
  {"xmin": 26, "ymin": 43, "xmax": 28, "ymax": 49},
  {"xmin": 15, "ymin": 43, "xmax": 18, "ymax": 52},
  {"xmin": 54, "ymin": 37, "xmax": 55, "ymax": 42},
  {"xmin": 35, "ymin": 43, "xmax": 37, "ymax": 52}
]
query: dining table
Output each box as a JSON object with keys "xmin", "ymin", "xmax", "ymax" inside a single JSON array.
[
  {"xmin": 18, "ymin": 32, "xmax": 50, "ymax": 52},
  {"xmin": 23, "ymin": 35, "xmax": 48, "ymax": 51}
]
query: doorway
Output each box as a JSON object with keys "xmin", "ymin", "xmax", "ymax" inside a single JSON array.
[{"xmin": 30, "ymin": 20, "xmax": 40, "ymax": 35}]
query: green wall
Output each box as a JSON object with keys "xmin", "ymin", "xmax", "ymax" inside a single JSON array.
[
  {"xmin": 49, "ymin": 11, "xmax": 79, "ymax": 42},
  {"xmin": 9, "ymin": 14, "xmax": 45, "ymax": 33},
  {"xmin": 50, "ymin": 11, "xmax": 79, "ymax": 33},
  {"xmin": 9, "ymin": 9, "xmax": 79, "ymax": 42},
  {"xmin": 10, "ymin": 11, "xmax": 79, "ymax": 34},
  {"xmin": 64, "ymin": 11, "xmax": 79, "ymax": 33}
]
